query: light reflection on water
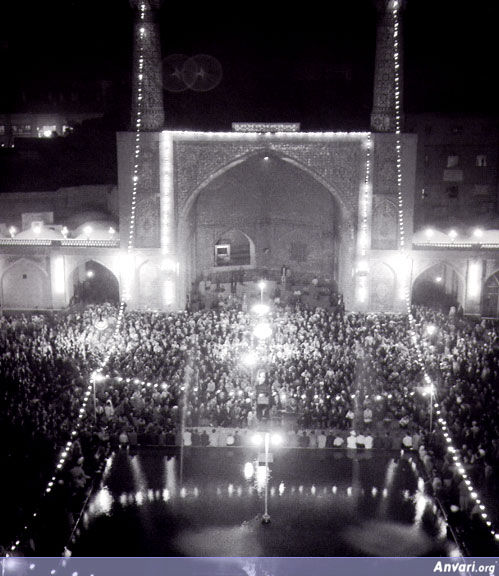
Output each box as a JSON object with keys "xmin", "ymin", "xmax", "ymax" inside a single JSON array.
[{"xmin": 77, "ymin": 448, "xmax": 457, "ymax": 556}]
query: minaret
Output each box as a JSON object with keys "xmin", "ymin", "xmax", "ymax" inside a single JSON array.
[
  {"xmin": 370, "ymin": 0, "xmax": 404, "ymax": 132},
  {"xmin": 130, "ymin": 0, "xmax": 164, "ymax": 130}
]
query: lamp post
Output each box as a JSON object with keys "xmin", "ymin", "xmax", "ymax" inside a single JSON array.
[
  {"xmin": 252, "ymin": 431, "xmax": 282, "ymax": 524},
  {"xmin": 263, "ymin": 432, "xmax": 271, "ymax": 524},
  {"xmin": 429, "ymin": 386, "xmax": 434, "ymax": 434},
  {"xmin": 91, "ymin": 372, "xmax": 105, "ymax": 423},
  {"xmin": 422, "ymin": 383, "xmax": 435, "ymax": 434},
  {"xmin": 258, "ymin": 280, "xmax": 266, "ymax": 304}
]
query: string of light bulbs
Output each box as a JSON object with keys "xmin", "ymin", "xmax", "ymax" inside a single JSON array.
[
  {"xmin": 6, "ymin": 2, "xmax": 148, "ymax": 557},
  {"xmin": 389, "ymin": 0, "xmax": 498, "ymax": 544},
  {"xmin": 356, "ymin": 134, "xmax": 372, "ymax": 304}
]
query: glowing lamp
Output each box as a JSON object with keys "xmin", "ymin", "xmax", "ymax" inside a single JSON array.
[
  {"xmin": 253, "ymin": 323, "xmax": 272, "ymax": 340},
  {"xmin": 242, "ymin": 350, "xmax": 258, "ymax": 367},
  {"xmin": 252, "ymin": 433, "xmax": 263, "ymax": 446},
  {"xmin": 243, "ymin": 462, "xmax": 254, "ymax": 480},
  {"xmin": 252, "ymin": 303, "xmax": 270, "ymax": 316},
  {"xmin": 271, "ymin": 433, "xmax": 283, "ymax": 446},
  {"xmin": 426, "ymin": 324, "xmax": 436, "ymax": 336}
]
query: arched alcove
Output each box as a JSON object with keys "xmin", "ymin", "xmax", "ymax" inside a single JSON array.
[
  {"xmin": 411, "ymin": 262, "xmax": 463, "ymax": 311},
  {"xmin": 482, "ymin": 271, "xmax": 499, "ymax": 318},
  {"xmin": 70, "ymin": 260, "xmax": 119, "ymax": 305},
  {"xmin": 181, "ymin": 152, "xmax": 345, "ymax": 300},
  {"xmin": 1, "ymin": 259, "xmax": 50, "ymax": 309},
  {"xmin": 214, "ymin": 229, "xmax": 254, "ymax": 267}
]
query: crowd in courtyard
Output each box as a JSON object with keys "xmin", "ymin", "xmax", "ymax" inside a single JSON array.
[{"xmin": 0, "ymin": 300, "xmax": 498, "ymax": 554}]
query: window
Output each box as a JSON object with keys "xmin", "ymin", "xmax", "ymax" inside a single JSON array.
[
  {"xmin": 421, "ymin": 188, "xmax": 428, "ymax": 199},
  {"xmin": 447, "ymin": 185, "xmax": 459, "ymax": 199},
  {"xmin": 447, "ymin": 155, "xmax": 459, "ymax": 168},
  {"xmin": 290, "ymin": 242, "xmax": 307, "ymax": 262},
  {"xmin": 215, "ymin": 244, "xmax": 230, "ymax": 266},
  {"xmin": 476, "ymin": 155, "xmax": 487, "ymax": 167},
  {"xmin": 0, "ymin": 126, "xmax": 4, "ymax": 134}
]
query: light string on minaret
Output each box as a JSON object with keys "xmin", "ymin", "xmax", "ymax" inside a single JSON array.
[
  {"xmin": 356, "ymin": 134, "xmax": 372, "ymax": 304},
  {"xmin": 389, "ymin": 0, "xmax": 498, "ymax": 543},
  {"xmin": 6, "ymin": 2, "xmax": 149, "ymax": 557}
]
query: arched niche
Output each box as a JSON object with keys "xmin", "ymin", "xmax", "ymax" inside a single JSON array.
[
  {"xmin": 214, "ymin": 229, "xmax": 255, "ymax": 267},
  {"xmin": 69, "ymin": 260, "xmax": 119, "ymax": 305},
  {"xmin": 482, "ymin": 270, "xmax": 499, "ymax": 318},
  {"xmin": 411, "ymin": 262, "xmax": 463, "ymax": 311},
  {"xmin": 179, "ymin": 151, "xmax": 346, "ymax": 301},
  {"xmin": 1, "ymin": 258, "xmax": 50, "ymax": 309}
]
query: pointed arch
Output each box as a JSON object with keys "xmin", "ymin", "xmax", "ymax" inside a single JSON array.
[
  {"xmin": 411, "ymin": 261, "xmax": 464, "ymax": 310},
  {"xmin": 69, "ymin": 259, "xmax": 119, "ymax": 305},
  {"xmin": 482, "ymin": 270, "xmax": 499, "ymax": 318},
  {"xmin": 1, "ymin": 258, "xmax": 50, "ymax": 309},
  {"xmin": 214, "ymin": 229, "xmax": 255, "ymax": 267}
]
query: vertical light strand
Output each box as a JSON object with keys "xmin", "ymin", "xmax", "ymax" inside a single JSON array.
[
  {"xmin": 7, "ymin": 2, "xmax": 149, "ymax": 556},
  {"xmin": 356, "ymin": 135, "xmax": 372, "ymax": 304},
  {"xmin": 390, "ymin": 0, "xmax": 497, "ymax": 543}
]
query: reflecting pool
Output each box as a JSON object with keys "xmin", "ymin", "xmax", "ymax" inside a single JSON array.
[{"xmin": 72, "ymin": 447, "xmax": 458, "ymax": 556}]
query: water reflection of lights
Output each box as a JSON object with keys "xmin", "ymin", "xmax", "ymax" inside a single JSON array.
[
  {"xmin": 244, "ymin": 462, "xmax": 255, "ymax": 479},
  {"xmin": 88, "ymin": 486, "xmax": 113, "ymax": 517},
  {"xmin": 255, "ymin": 465, "xmax": 268, "ymax": 491}
]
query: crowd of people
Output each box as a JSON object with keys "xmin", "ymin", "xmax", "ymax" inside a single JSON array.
[{"xmin": 0, "ymin": 300, "xmax": 497, "ymax": 554}]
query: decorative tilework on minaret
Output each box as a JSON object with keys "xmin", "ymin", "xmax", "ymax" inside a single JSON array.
[
  {"xmin": 370, "ymin": 0, "xmax": 404, "ymax": 133},
  {"xmin": 131, "ymin": 0, "xmax": 164, "ymax": 130}
]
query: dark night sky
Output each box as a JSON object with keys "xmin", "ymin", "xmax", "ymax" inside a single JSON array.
[{"xmin": 1, "ymin": 0, "xmax": 498, "ymax": 131}]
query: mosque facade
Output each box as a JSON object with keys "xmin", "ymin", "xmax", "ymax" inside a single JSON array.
[{"xmin": 0, "ymin": 0, "xmax": 498, "ymax": 316}]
